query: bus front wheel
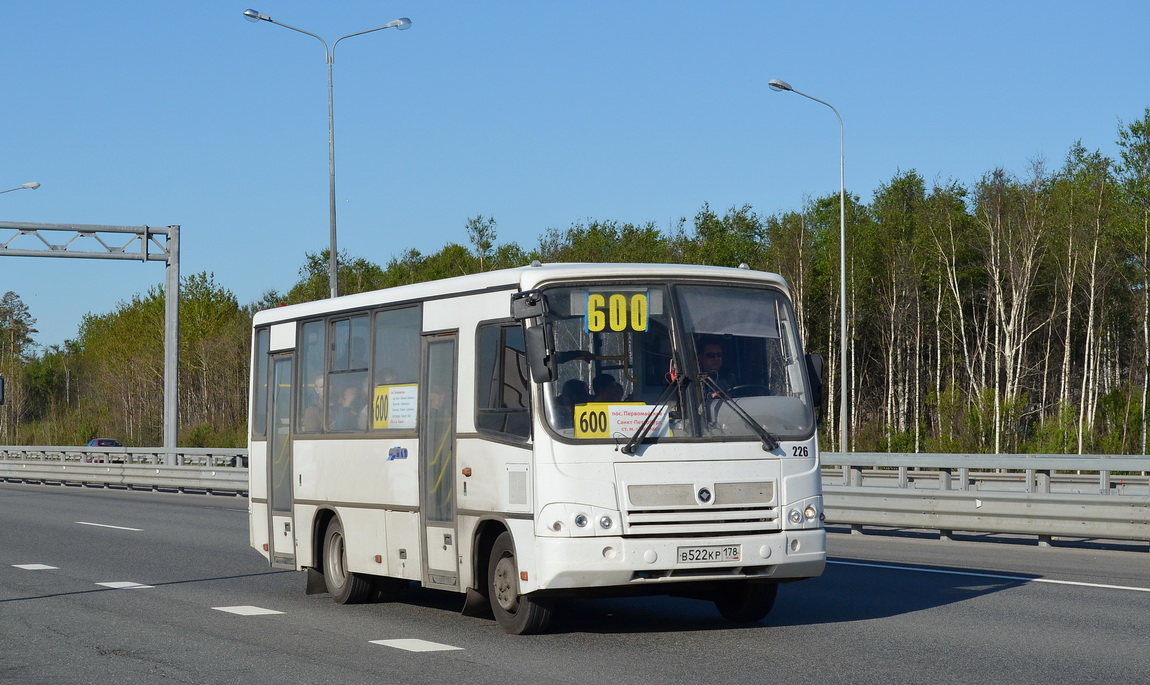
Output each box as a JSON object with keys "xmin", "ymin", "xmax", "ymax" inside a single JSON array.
[
  {"xmin": 322, "ymin": 517, "xmax": 372, "ymax": 604},
  {"xmin": 714, "ymin": 581, "xmax": 778, "ymax": 623},
  {"xmin": 487, "ymin": 532, "xmax": 553, "ymax": 634}
]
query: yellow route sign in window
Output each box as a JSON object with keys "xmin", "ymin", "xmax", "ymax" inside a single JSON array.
[
  {"xmin": 573, "ymin": 402, "xmax": 669, "ymax": 439},
  {"xmin": 585, "ymin": 291, "xmax": 649, "ymax": 333}
]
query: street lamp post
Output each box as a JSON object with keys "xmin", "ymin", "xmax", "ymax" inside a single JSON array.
[
  {"xmin": 243, "ymin": 9, "xmax": 411, "ymax": 299},
  {"xmin": 768, "ymin": 78, "xmax": 848, "ymax": 454},
  {"xmin": 0, "ymin": 182, "xmax": 41, "ymax": 195}
]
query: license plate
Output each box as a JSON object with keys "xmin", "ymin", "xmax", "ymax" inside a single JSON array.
[{"xmin": 677, "ymin": 545, "xmax": 741, "ymax": 563}]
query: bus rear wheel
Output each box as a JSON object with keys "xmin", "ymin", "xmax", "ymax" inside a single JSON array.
[
  {"xmin": 323, "ymin": 517, "xmax": 372, "ymax": 604},
  {"xmin": 487, "ymin": 532, "xmax": 553, "ymax": 634},
  {"xmin": 714, "ymin": 581, "xmax": 778, "ymax": 623}
]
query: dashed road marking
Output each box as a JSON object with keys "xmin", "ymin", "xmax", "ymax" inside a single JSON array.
[
  {"xmin": 213, "ymin": 605, "xmax": 284, "ymax": 616},
  {"xmin": 76, "ymin": 521, "xmax": 142, "ymax": 532},
  {"xmin": 370, "ymin": 639, "xmax": 464, "ymax": 652},
  {"xmin": 96, "ymin": 581, "xmax": 154, "ymax": 589},
  {"xmin": 13, "ymin": 564, "xmax": 58, "ymax": 570}
]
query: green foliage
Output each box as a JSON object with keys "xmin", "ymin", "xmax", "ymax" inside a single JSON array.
[
  {"xmin": 678, "ymin": 203, "xmax": 766, "ymax": 268},
  {"xmin": 1095, "ymin": 385, "xmax": 1143, "ymax": 454},
  {"xmin": 182, "ymin": 421, "xmax": 245, "ymax": 449},
  {"xmin": 282, "ymin": 250, "xmax": 388, "ymax": 304},
  {"xmin": 467, "ymin": 214, "xmax": 498, "ymax": 271},
  {"xmin": 537, "ymin": 218, "xmax": 676, "ymax": 264},
  {"xmin": 1024, "ymin": 402, "xmax": 1080, "ymax": 455}
]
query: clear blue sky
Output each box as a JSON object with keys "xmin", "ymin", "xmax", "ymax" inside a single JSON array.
[{"xmin": 3, "ymin": 1, "xmax": 1148, "ymax": 349}]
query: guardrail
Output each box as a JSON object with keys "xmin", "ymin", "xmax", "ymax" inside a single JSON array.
[
  {"xmin": 0, "ymin": 446, "xmax": 248, "ymax": 494},
  {"xmin": 822, "ymin": 452, "xmax": 1150, "ymax": 545},
  {"xmin": 4, "ymin": 446, "xmax": 1149, "ymax": 544}
]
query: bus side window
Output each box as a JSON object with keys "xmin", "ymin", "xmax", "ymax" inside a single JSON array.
[
  {"xmin": 251, "ymin": 328, "xmax": 269, "ymax": 438},
  {"xmin": 297, "ymin": 320, "xmax": 326, "ymax": 434},
  {"xmin": 371, "ymin": 306, "xmax": 421, "ymax": 431},
  {"xmin": 476, "ymin": 322, "xmax": 532, "ymax": 440}
]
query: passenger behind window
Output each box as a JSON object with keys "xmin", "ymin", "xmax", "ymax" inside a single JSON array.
[
  {"xmin": 301, "ymin": 375, "xmax": 325, "ymax": 432},
  {"xmin": 592, "ymin": 373, "xmax": 623, "ymax": 402},
  {"xmin": 556, "ymin": 379, "xmax": 591, "ymax": 428},
  {"xmin": 329, "ymin": 378, "xmax": 366, "ymax": 431}
]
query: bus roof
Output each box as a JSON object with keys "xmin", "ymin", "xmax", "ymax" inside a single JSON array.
[{"xmin": 252, "ymin": 262, "xmax": 791, "ymax": 326}]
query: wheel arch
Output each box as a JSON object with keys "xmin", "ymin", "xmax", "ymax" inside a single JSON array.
[
  {"xmin": 310, "ymin": 507, "xmax": 338, "ymax": 571},
  {"xmin": 469, "ymin": 518, "xmax": 510, "ymax": 596}
]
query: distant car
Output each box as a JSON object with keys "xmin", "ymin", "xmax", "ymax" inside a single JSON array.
[
  {"xmin": 86, "ymin": 438, "xmax": 123, "ymax": 447},
  {"xmin": 84, "ymin": 438, "xmax": 125, "ymax": 463}
]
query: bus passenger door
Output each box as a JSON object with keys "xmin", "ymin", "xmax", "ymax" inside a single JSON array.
[
  {"xmin": 267, "ymin": 355, "xmax": 296, "ymax": 568},
  {"xmin": 420, "ymin": 333, "xmax": 459, "ymax": 590}
]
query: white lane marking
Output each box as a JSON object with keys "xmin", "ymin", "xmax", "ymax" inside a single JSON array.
[
  {"xmin": 370, "ymin": 639, "xmax": 464, "ymax": 652},
  {"xmin": 829, "ymin": 559, "xmax": 1150, "ymax": 593},
  {"xmin": 96, "ymin": 581, "xmax": 154, "ymax": 589},
  {"xmin": 213, "ymin": 606, "xmax": 284, "ymax": 616},
  {"xmin": 13, "ymin": 564, "xmax": 58, "ymax": 570},
  {"xmin": 76, "ymin": 521, "xmax": 142, "ymax": 532}
]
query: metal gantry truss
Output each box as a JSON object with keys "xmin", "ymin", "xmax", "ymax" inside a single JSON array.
[
  {"xmin": 0, "ymin": 220, "xmax": 181, "ymax": 459},
  {"xmin": 0, "ymin": 220, "xmax": 175, "ymax": 262}
]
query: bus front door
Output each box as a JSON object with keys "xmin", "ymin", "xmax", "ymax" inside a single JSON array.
[
  {"xmin": 420, "ymin": 333, "xmax": 459, "ymax": 590},
  {"xmin": 267, "ymin": 355, "xmax": 296, "ymax": 568}
]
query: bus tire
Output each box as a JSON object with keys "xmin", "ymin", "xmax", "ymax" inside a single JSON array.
[
  {"xmin": 487, "ymin": 532, "xmax": 553, "ymax": 634},
  {"xmin": 714, "ymin": 581, "xmax": 778, "ymax": 623},
  {"xmin": 322, "ymin": 516, "xmax": 372, "ymax": 604}
]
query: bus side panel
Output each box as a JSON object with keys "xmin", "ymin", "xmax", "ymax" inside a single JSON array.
[
  {"xmin": 291, "ymin": 438, "xmax": 423, "ymax": 582},
  {"xmin": 386, "ymin": 510, "xmax": 422, "ymax": 581},
  {"xmin": 455, "ymin": 438, "xmax": 533, "ymax": 515},
  {"xmin": 248, "ymin": 440, "xmax": 270, "ymax": 560},
  {"xmin": 294, "ymin": 439, "xmax": 420, "ymax": 508},
  {"xmin": 779, "ymin": 436, "xmax": 822, "ymax": 508},
  {"xmin": 337, "ymin": 507, "xmax": 390, "ymax": 577},
  {"xmin": 293, "ymin": 503, "xmax": 318, "ymax": 568},
  {"xmin": 250, "ymin": 501, "xmax": 270, "ymax": 562}
]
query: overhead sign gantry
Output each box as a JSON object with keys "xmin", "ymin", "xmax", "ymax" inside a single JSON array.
[{"xmin": 0, "ymin": 220, "xmax": 180, "ymax": 459}]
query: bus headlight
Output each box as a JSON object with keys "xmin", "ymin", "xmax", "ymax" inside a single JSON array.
[
  {"xmin": 789, "ymin": 509, "xmax": 803, "ymax": 524},
  {"xmin": 804, "ymin": 505, "xmax": 818, "ymax": 522},
  {"xmin": 538, "ymin": 504, "xmax": 623, "ymax": 537}
]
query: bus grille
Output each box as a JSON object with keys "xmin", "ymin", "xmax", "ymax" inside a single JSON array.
[{"xmin": 623, "ymin": 482, "xmax": 778, "ymax": 536}]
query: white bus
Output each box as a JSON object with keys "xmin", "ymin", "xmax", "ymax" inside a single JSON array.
[{"xmin": 248, "ymin": 262, "xmax": 826, "ymax": 633}]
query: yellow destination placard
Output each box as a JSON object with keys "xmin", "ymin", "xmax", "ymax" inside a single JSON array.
[
  {"xmin": 373, "ymin": 383, "xmax": 419, "ymax": 430},
  {"xmin": 574, "ymin": 402, "xmax": 670, "ymax": 439}
]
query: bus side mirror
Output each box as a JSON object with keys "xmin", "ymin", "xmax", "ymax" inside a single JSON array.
[
  {"xmin": 0, "ymin": 374, "xmax": 5, "ymax": 405},
  {"xmin": 511, "ymin": 289, "xmax": 547, "ymax": 321},
  {"xmin": 524, "ymin": 324, "xmax": 556, "ymax": 383},
  {"xmin": 805, "ymin": 353, "xmax": 824, "ymax": 409}
]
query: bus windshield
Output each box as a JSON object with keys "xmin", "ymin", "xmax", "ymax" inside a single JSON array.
[{"xmin": 539, "ymin": 281, "xmax": 816, "ymax": 444}]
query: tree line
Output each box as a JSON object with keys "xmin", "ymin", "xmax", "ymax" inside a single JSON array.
[{"xmin": 1, "ymin": 109, "xmax": 1147, "ymax": 454}]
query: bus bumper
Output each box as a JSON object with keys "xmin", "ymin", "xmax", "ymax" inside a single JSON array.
[{"xmin": 525, "ymin": 527, "xmax": 826, "ymax": 593}]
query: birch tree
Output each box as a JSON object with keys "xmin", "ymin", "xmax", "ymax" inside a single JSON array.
[{"xmin": 973, "ymin": 167, "xmax": 1050, "ymax": 452}]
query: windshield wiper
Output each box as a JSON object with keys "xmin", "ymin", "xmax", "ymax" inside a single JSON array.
[
  {"xmin": 620, "ymin": 375, "xmax": 687, "ymax": 456},
  {"xmin": 700, "ymin": 375, "xmax": 779, "ymax": 452}
]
